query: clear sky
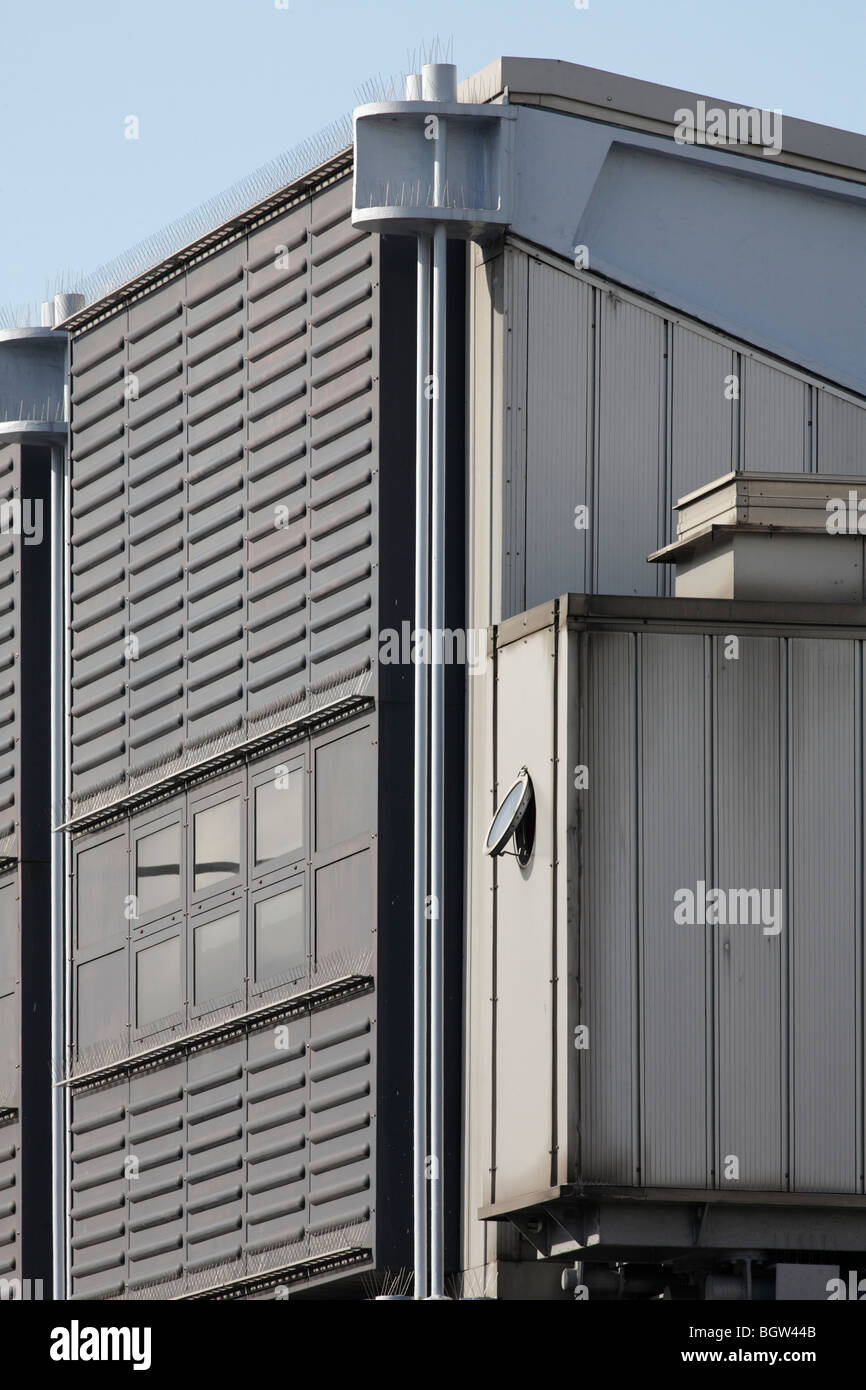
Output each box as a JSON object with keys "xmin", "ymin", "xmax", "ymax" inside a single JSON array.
[{"xmin": 3, "ymin": 0, "xmax": 864, "ymax": 312}]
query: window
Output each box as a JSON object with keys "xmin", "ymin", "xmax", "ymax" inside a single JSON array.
[
  {"xmin": 77, "ymin": 833, "xmax": 127, "ymax": 949},
  {"xmin": 0, "ymin": 882, "xmax": 16, "ymax": 989},
  {"xmin": 193, "ymin": 798, "xmax": 240, "ymax": 892},
  {"xmin": 194, "ymin": 911, "xmax": 241, "ymax": 1004},
  {"xmin": 136, "ymin": 936, "xmax": 181, "ymax": 1029},
  {"xmin": 254, "ymin": 885, "xmax": 304, "ymax": 984},
  {"xmin": 136, "ymin": 823, "xmax": 181, "ymax": 916},
  {"xmin": 77, "ymin": 950, "xmax": 127, "ymax": 1049},
  {"xmin": 254, "ymin": 769, "xmax": 303, "ymax": 867}
]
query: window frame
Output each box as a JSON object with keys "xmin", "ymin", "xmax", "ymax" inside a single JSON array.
[
  {"xmin": 131, "ymin": 922, "xmax": 186, "ymax": 1043},
  {"xmin": 248, "ymin": 870, "xmax": 308, "ymax": 1002},
  {"xmin": 188, "ymin": 773, "xmax": 245, "ymax": 909}
]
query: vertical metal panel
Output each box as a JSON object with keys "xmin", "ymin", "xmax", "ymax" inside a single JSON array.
[
  {"xmin": 525, "ymin": 262, "xmax": 590, "ymax": 609},
  {"xmin": 714, "ymin": 636, "xmax": 784, "ymax": 1189},
  {"xmin": 493, "ymin": 625, "xmax": 555, "ymax": 1197},
  {"xmin": 742, "ymin": 359, "xmax": 808, "ymax": 473},
  {"xmin": 817, "ymin": 390, "xmax": 866, "ymax": 476},
  {"xmin": 789, "ymin": 638, "xmax": 858, "ymax": 1192},
  {"xmin": 670, "ymin": 328, "xmax": 735, "ymax": 514},
  {"xmin": 639, "ymin": 633, "xmax": 708, "ymax": 1187},
  {"xmin": 308, "ymin": 997, "xmax": 374, "ymax": 1234},
  {"xmin": 596, "ymin": 295, "xmax": 663, "ymax": 596},
  {"xmin": 581, "ymin": 632, "xmax": 638, "ymax": 1183},
  {"xmin": 501, "ymin": 247, "xmax": 528, "ymax": 619}
]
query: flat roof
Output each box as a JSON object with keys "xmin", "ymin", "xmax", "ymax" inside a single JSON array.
[{"xmin": 461, "ymin": 56, "xmax": 866, "ymax": 185}]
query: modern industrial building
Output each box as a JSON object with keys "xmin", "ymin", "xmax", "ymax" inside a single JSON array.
[{"xmin": 3, "ymin": 54, "xmax": 866, "ymax": 1300}]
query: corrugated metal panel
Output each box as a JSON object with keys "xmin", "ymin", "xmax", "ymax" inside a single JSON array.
[
  {"xmin": 501, "ymin": 248, "xmax": 528, "ymax": 619},
  {"xmin": 596, "ymin": 295, "xmax": 663, "ymax": 596},
  {"xmin": 742, "ymin": 359, "xmax": 808, "ymax": 473},
  {"xmin": 69, "ymin": 176, "xmax": 377, "ymax": 803},
  {"xmin": 503, "ymin": 246, "xmax": 866, "ymax": 612},
  {"xmin": 817, "ymin": 390, "xmax": 866, "ymax": 475},
  {"xmin": 670, "ymin": 328, "xmax": 735, "ymax": 515},
  {"xmin": 639, "ymin": 634, "xmax": 709, "ymax": 1187},
  {"xmin": 525, "ymin": 262, "xmax": 591, "ymax": 610},
  {"xmin": 581, "ymin": 632, "xmax": 638, "ymax": 1183},
  {"xmin": 714, "ymin": 636, "xmax": 784, "ymax": 1189},
  {"xmin": 789, "ymin": 638, "xmax": 858, "ymax": 1192},
  {"xmin": 68, "ymin": 997, "xmax": 374, "ymax": 1298},
  {"xmin": 0, "ymin": 1119, "xmax": 18, "ymax": 1280}
]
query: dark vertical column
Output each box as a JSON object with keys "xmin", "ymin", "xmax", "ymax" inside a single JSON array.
[{"xmin": 17, "ymin": 444, "xmax": 53, "ymax": 1290}]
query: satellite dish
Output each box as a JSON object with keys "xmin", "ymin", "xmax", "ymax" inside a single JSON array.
[{"xmin": 484, "ymin": 767, "xmax": 535, "ymax": 868}]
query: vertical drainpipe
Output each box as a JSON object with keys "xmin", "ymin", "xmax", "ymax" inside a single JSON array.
[{"xmin": 424, "ymin": 58, "xmax": 456, "ymax": 1302}]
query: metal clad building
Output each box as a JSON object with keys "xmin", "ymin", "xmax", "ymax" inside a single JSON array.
[{"xmin": 61, "ymin": 163, "xmax": 466, "ymax": 1299}]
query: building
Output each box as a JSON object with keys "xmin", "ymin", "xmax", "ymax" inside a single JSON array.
[{"xmin": 3, "ymin": 53, "xmax": 866, "ymax": 1300}]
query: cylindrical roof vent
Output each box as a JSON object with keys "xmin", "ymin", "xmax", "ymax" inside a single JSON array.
[
  {"xmin": 421, "ymin": 63, "xmax": 457, "ymax": 102},
  {"xmin": 54, "ymin": 292, "xmax": 85, "ymax": 324},
  {"xmin": 405, "ymin": 73, "xmax": 422, "ymax": 101},
  {"xmin": 40, "ymin": 301, "xmax": 56, "ymax": 328}
]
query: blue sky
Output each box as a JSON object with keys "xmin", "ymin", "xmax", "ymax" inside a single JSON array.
[{"xmin": 3, "ymin": 0, "xmax": 864, "ymax": 311}]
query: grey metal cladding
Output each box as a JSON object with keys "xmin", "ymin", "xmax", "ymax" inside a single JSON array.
[
  {"xmin": 0, "ymin": 1118, "xmax": 19, "ymax": 1279},
  {"xmin": 597, "ymin": 298, "xmax": 664, "ymax": 599},
  {"xmin": 714, "ymin": 636, "xmax": 784, "ymax": 1190},
  {"xmin": 581, "ymin": 631, "xmax": 638, "ymax": 1183},
  {"xmin": 68, "ymin": 994, "xmax": 374, "ymax": 1299},
  {"xmin": 638, "ymin": 633, "xmax": 708, "ymax": 1188},
  {"xmin": 0, "ymin": 448, "xmax": 20, "ymax": 855},
  {"xmin": 789, "ymin": 639, "xmax": 858, "ymax": 1192},
  {"xmin": 69, "ymin": 175, "xmax": 379, "ymax": 801},
  {"xmin": 525, "ymin": 261, "xmax": 590, "ymax": 609},
  {"xmin": 500, "ymin": 246, "xmax": 866, "ymax": 615}
]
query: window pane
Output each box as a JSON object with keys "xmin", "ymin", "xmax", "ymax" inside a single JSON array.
[
  {"xmin": 77, "ymin": 835, "xmax": 127, "ymax": 949},
  {"xmin": 79, "ymin": 950, "xmax": 127, "ymax": 1048},
  {"xmin": 194, "ymin": 912, "xmax": 240, "ymax": 1003},
  {"xmin": 255, "ymin": 771, "xmax": 303, "ymax": 866},
  {"xmin": 136, "ymin": 824, "xmax": 180, "ymax": 915},
  {"xmin": 136, "ymin": 937, "xmax": 181, "ymax": 1028},
  {"xmin": 255, "ymin": 886, "xmax": 305, "ymax": 983},
  {"xmin": 194, "ymin": 798, "xmax": 240, "ymax": 891},
  {"xmin": 0, "ymin": 884, "xmax": 16, "ymax": 987}
]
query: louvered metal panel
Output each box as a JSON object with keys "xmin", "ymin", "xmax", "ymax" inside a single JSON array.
[
  {"xmin": 0, "ymin": 1120, "xmax": 19, "ymax": 1280},
  {"xmin": 68, "ymin": 175, "xmax": 378, "ymax": 806},
  {"xmin": 68, "ymin": 996, "xmax": 374, "ymax": 1299},
  {"xmin": 0, "ymin": 448, "xmax": 19, "ymax": 854},
  {"xmin": 524, "ymin": 262, "xmax": 590, "ymax": 610}
]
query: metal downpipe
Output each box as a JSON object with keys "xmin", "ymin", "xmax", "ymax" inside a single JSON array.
[{"xmin": 413, "ymin": 234, "xmax": 431, "ymax": 1300}]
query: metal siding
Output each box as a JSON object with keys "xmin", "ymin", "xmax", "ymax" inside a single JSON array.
[
  {"xmin": 501, "ymin": 248, "xmax": 528, "ymax": 619},
  {"xmin": 68, "ymin": 996, "xmax": 374, "ymax": 1298},
  {"xmin": 714, "ymin": 636, "xmax": 784, "ymax": 1189},
  {"xmin": 670, "ymin": 327, "xmax": 735, "ymax": 514},
  {"xmin": 69, "ymin": 176, "xmax": 377, "ymax": 803},
  {"xmin": 789, "ymin": 638, "xmax": 858, "ymax": 1192},
  {"xmin": 817, "ymin": 390, "xmax": 866, "ymax": 475},
  {"xmin": 742, "ymin": 359, "xmax": 808, "ymax": 473},
  {"xmin": 639, "ymin": 633, "xmax": 708, "ymax": 1187},
  {"xmin": 493, "ymin": 627, "xmax": 555, "ymax": 1198},
  {"xmin": 581, "ymin": 632, "xmax": 638, "ymax": 1183},
  {"xmin": 0, "ymin": 1119, "xmax": 19, "ymax": 1279},
  {"xmin": 525, "ymin": 262, "xmax": 590, "ymax": 609},
  {"xmin": 596, "ymin": 295, "xmax": 663, "ymax": 596}
]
